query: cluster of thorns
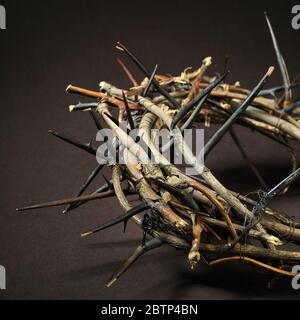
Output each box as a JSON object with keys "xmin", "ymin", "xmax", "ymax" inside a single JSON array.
[{"xmin": 19, "ymin": 14, "xmax": 300, "ymax": 287}]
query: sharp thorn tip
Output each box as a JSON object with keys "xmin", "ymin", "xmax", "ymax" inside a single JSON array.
[
  {"xmin": 81, "ymin": 231, "xmax": 93, "ymax": 238},
  {"xmin": 106, "ymin": 278, "xmax": 117, "ymax": 288}
]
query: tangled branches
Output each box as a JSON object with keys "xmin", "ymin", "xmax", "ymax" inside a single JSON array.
[{"xmin": 18, "ymin": 14, "xmax": 300, "ymax": 287}]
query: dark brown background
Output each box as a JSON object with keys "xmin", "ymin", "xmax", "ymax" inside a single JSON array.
[{"xmin": 1, "ymin": 0, "xmax": 300, "ymax": 300}]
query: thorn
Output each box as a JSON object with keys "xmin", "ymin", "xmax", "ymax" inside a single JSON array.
[
  {"xmin": 48, "ymin": 130, "xmax": 97, "ymax": 155},
  {"xmin": 267, "ymin": 167, "xmax": 300, "ymax": 200},
  {"xmin": 143, "ymin": 64, "xmax": 158, "ymax": 97},
  {"xmin": 230, "ymin": 167, "xmax": 300, "ymax": 249},
  {"xmin": 116, "ymin": 42, "xmax": 180, "ymax": 109},
  {"xmin": 122, "ymin": 91, "xmax": 135, "ymax": 130},
  {"xmin": 90, "ymin": 110, "xmax": 103, "ymax": 131},
  {"xmin": 153, "ymin": 179, "xmax": 200, "ymax": 211},
  {"xmin": 123, "ymin": 219, "xmax": 128, "ymax": 233},
  {"xmin": 70, "ymin": 102, "xmax": 98, "ymax": 112},
  {"xmin": 63, "ymin": 163, "xmax": 104, "ymax": 214},
  {"xmin": 265, "ymin": 12, "xmax": 291, "ymax": 105},
  {"xmin": 142, "ymin": 230, "xmax": 147, "ymax": 246},
  {"xmin": 105, "ymin": 237, "xmax": 163, "ymax": 287},
  {"xmin": 17, "ymin": 190, "xmax": 117, "ymax": 212},
  {"xmin": 80, "ymin": 203, "xmax": 149, "ymax": 237},
  {"xmin": 203, "ymin": 67, "xmax": 274, "ymax": 157},
  {"xmin": 259, "ymin": 82, "xmax": 300, "ymax": 98},
  {"xmin": 66, "ymin": 175, "xmax": 125, "ymax": 213},
  {"xmin": 181, "ymin": 96, "xmax": 207, "ymax": 130},
  {"xmin": 171, "ymin": 71, "xmax": 229, "ymax": 129},
  {"xmin": 102, "ymin": 174, "xmax": 113, "ymax": 190},
  {"xmin": 223, "ymin": 55, "xmax": 230, "ymax": 74}
]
